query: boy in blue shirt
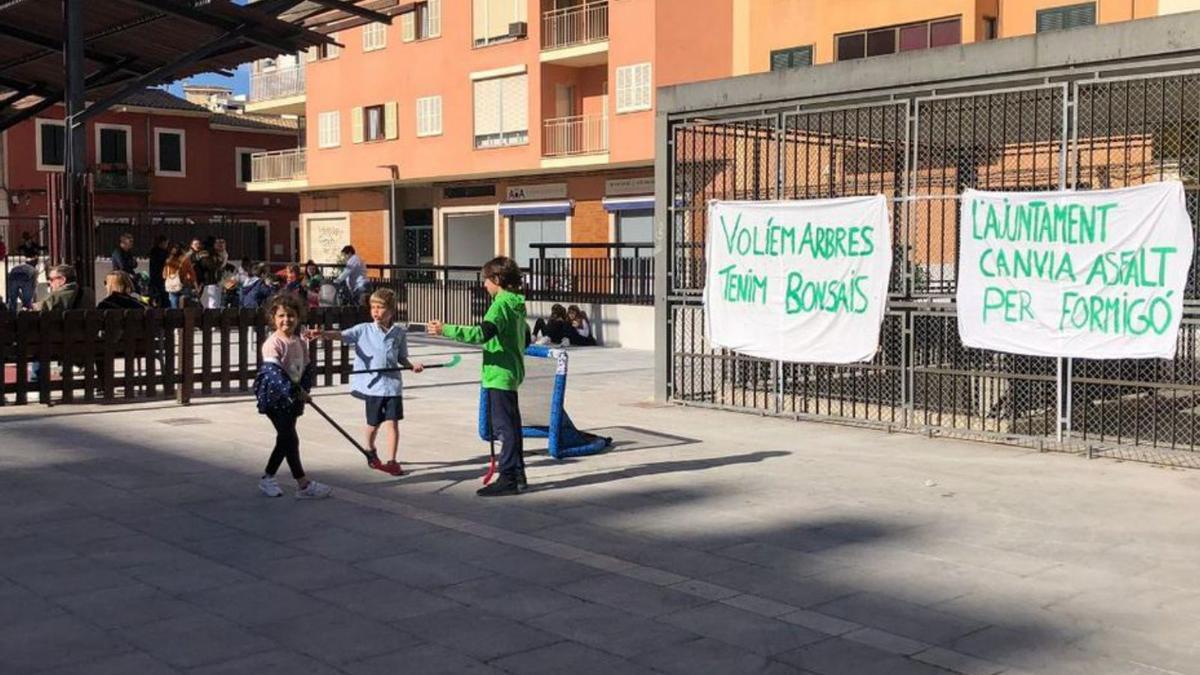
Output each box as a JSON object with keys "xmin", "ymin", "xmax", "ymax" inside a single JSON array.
[{"xmin": 311, "ymin": 288, "xmax": 423, "ymax": 475}]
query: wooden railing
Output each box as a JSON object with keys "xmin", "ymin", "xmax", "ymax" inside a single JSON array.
[
  {"xmin": 542, "ymin": 1, "xmax": 608, "ymax": 50},
  {"xmin": 0, "ymin": 306, "xmax": 366, "ymax": 407}
]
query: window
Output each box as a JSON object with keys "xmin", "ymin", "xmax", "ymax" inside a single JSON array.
[
  {"xmin": 511, "ymin": 215, "xmax": 566, "ymax": 269},
  {"xmin": 36, "ymin": 119, "xmax": 65, "ymax": 170},
  {"xmin": 1037, "ymin": 2, "xmax": 1096, "ymax": 32},
  {"xmin": 615, "ymin": 63, "xmax": 652, "ymax": 113},
  {"xmin": 154, "ymin": 128, "xmax": 186, "ymax": 177},
  {"xmin": 836, "ymin": 17, "xmax": 961, "ymax": 61},
  {"xmin": 473, "ymin": 73, "xmax": 528, "ymax": 148},
  {"xmin": 770, "ymin": 46, "xmax": 813, "ymax": 71},
  {"xmin": 417, "ymin": 96, "xmax": 443, "ymax": 137},
  {"xmin": 362, "ymin": 22, "xmax": 387, "ymax": 51},
  {"xmin": 307, "ymin": 33, "xmax": 341, "ymax": 61},
  {"xmin": 96, "ymin": 124, "xmax": 130, "ymax": 166},
  {"xmin": 402, "ymin": 0, "xmax": 442, "ymax": 41},
  {"xmin": 235, "ymin": 147, "xmax": 264, "ymax": 187},
  {"xmin": 351, "ymin": 103, "xmax": 398, "ymax": 143},
  {"xmin": 982, "ymin": 16, "xmax": 998, "ymax": 40},
  {"xmin": 473, "ymin": 0, "xmax": 527, "ymax": 47},
  {"xmin": 318, "ymin": 111, "xmax": 341, "ymax": 148},
  {"xmin": 365, "ymin": 105, "xmax": 385, "ymax": 141}
]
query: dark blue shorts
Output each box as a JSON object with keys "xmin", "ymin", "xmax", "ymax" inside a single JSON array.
[{"xmin": 357, "ymin": 394, "xmax": 403, "ymax": 426}]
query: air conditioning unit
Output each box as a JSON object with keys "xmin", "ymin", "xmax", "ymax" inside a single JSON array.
[{"xmin": 508, "ymin": 21, "xmax": 528, "ymax": 38}]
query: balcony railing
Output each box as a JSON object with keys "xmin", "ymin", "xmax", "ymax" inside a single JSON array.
[
  {"xmin": 91, "ymin": 165, "xmax": 150, "ymax": 192},
  {"xmin": 250, "ymin": 148, "xmax": 307, "ymax": 183},
  {"xmin": 249, "ymin": 62, "xmax": 305, "ymax": 102},
  {"xmin": 543, "ymin": 114, "xmax": 608, "ymax": 158},
  {"xmin": 542, "ymin": 1, "xmax": 608, "ymax": 50}
]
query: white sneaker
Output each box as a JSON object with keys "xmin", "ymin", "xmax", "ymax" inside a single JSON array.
[
  {"xmin": 295, "ymin": 480, "xmax": 332, "ymax": 500},
  {"xmin": 559, "ymin": 338, "xmax": 570, "ymax": 348},
  {"xmin": 259, "ymin": 476, "xmax": 283, "ymax": 498},
  {"xmin": 535, "ymin": 336, "xmax": 551, "ymax": 346}
]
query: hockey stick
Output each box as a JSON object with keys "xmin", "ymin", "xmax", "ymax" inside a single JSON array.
[
  {"xmin": 307, "ymin": 399, "xmax": 383, "ymax": 470},
  {"xmin": 483, "ymin": 394, "xmax": 497, "ymax": 486},
  {"xmin": 350, "ymin": 354, "xmax": 462, "ymax": 375}
]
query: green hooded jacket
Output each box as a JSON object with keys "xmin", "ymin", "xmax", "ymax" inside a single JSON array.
[{"xmin": 442, "ymin": 289, "xmax": 527, "ymax": 391}]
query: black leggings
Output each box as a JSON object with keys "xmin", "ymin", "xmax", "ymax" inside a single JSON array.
[
  {"xmin": 265, "ymin": 410, "xmax": 306, "ymax": 480},
  {"xmin": 488, "ymin": 389, "xmax": 525, "ymax": 478}
]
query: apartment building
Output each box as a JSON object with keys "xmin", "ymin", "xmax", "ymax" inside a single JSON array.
[
  {"xmin": 246, "ymin": 0, "xmax": 1200, "ymax": 269},
  {"xmin": 247, "ymin": 0, "xmax": 732, "ymax": 269},
  {"xmin": 2, "ymin": 89, "xmax": 301, "ymax": 261},
  {"xmin": 739, "ymin": 0, "xmax": 1200, "ymax": 75}
]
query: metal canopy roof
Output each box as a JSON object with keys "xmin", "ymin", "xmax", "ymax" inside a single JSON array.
[
  {"xmin": 0, "ymin": 0, "xmax": 374, "ymax": 130},
  {"xmin": 277, "ymin": 0, "xmax": 405, "ymax": 35}
]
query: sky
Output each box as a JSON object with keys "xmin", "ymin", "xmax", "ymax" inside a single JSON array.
[{"xmin": 165, "ymin": 65, "xmax": 251, "ymax": 98}]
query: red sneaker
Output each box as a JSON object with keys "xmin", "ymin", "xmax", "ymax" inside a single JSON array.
[{"xmin": 384, "ymin": 460, "xmax": 404, "ymax": 476}]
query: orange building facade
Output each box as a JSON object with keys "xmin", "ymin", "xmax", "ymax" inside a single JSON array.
[{"xmin": 246, "ymin": 0, "xmax": 1198, "ymax": 270}]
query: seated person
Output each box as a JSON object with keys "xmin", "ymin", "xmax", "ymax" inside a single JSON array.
[
  {"xmin": 98, "ymin": 271, "xmax": 147, "ymax": 310},
  {"xmin": 566, "ymin": 305, "xmax": 596, "ymax": 346},
  {"xmin": 532, "ymin": 303, "xmax": 573, "ymax": 345}
]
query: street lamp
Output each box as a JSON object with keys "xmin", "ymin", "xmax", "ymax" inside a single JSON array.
[{"xmin": 378, "ymin": 164, "xmax": 400, "ymax": 272}]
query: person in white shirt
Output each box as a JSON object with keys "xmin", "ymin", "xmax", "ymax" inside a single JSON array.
[{"xmin": 335, "ymin": 245, "xmax": 369, "ymax": 306}]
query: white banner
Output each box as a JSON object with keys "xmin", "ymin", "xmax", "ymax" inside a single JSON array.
[
  {"xmin": 704, "ymin": 197, "xmax": 893, "ymax": 364},
  {"xmin": 956, "ymin": 182, "xmax": 1194, "ymax": 359}
]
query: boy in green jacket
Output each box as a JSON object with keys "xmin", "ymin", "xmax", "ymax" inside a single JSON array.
[{"xmin": 429, "ymin": 256, "xmax": 530, "ymax": 496}]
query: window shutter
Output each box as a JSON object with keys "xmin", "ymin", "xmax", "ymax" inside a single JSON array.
[
  {"xmin": 328, "ymin": 34, "xmax": 340, "ymax": 58},
  {"xmin": 306, "ymin": 46, "xmax": 317, "ymax": 62},
  {"xmin": 500, "ymin": 74, "xmax": 528, "ymax": 135},
  {"xmin": 385, "ymin": 101, "xmax": 398, "ymax": 140},
  {"xmin": 428, "ymin": 0, "xmax": 442, "ymax": 37},
  {"xmin": 472, "ymin": 0, "xmax": 488, "ymax": 44},
  {"xmin": 474, "ymin": 79, "xmax": 501, "ymax": 137},
  {"xmin": 401, "ymin": 12, "xmax": 416, "ymax": 42},
  {"xmin": 351, "ymin": 106, "xmax": 364, "ymax": 143},
  {"xmin": 431, "ymin": 96, "xmax": 442, "ymax": 135},
  {"xmin": 417, "ymin": 98, "xmax": 427, "ymax": 136},
  {"xmin": 615, "ymin": 66, "xmax": 629, "ymax": 112},
  {"xmin": 770, "ymin": 51, "xmax": 790, "ymax": 72},
  {"xmin": 636, "ymin": 63, "xmax": 651, "ymax": 110}
]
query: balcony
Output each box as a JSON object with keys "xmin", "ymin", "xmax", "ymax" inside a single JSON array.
[
  {"xmin": 542, "ymin": 114, "xmax": 608, "ymax": 168},
  {"xmin": 247, "ymin": 148, "xmax": 307, "ymax": 192},
  {"xmin": 92, "ymin": 165, "xmax": 150, "ymax": 193},
  {"xmin": 246, "ymin": 63, "xmax": 305, "ymax": 115},
  {"xmin": 540, "ymin": 1, "xmax": 608, "ymax": 66}
]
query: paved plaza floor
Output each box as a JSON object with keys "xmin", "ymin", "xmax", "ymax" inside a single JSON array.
[{"xmin": 2, "ymin": 339, "xmax": 1199, "ymax": 674}]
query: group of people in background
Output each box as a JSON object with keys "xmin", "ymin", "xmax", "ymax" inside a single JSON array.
[{"xmin": 532, "ymin": 303, "xmax": 595, "ymax": 347}]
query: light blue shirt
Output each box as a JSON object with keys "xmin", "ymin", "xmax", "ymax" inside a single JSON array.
[
  {"xmin": 335, "ymin": 254, "xmax": 368, "ymax": 291},
  {"xmin": 341, "ymin": 321, "xmax": 408, "ymax": 397}
]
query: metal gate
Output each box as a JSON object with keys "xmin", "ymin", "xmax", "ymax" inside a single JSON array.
[{"xmin": 663, "ymin": 63, "xmax": 1200, "ymax": 466}]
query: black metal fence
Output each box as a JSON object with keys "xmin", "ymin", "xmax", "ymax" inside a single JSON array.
[
  {"xmin": 665, "ymin": 64, "xmax": 1200, "ymax": 466},
  {"xmin": 526, "ymin": 242, "xmax": 654, "ymax": 305},
  {"xmin": 365, "ymin": 264, "xmax": 489, "ymax": 325}
]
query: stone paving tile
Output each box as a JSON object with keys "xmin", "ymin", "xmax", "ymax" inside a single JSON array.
[
  {"xmin": 183, "ymin": 533, "xmax": 307, "ymax": 565},
  {"xmin": 55, "ymin": 582, "xmax": 196, "ymax": 629},
  {"xmin": 633, "ymin": 637, "xmax": 808, "ymax": 675},
  {"xmin": 912, "ymin": 646, "xmax": 1007, "ymax": 675},
  {"xmin": 714, "ymin": 541, "xmax": 844, "ymax": 578},
  {"xmin": 0, "ymin": 534, "xmax": 82, "ymax": 573},
  {"xmin": 189, "ymin": 650, "xmax": 345, "ymax": 675},
  {"xmin": 0, "ymin": 613, "xmax": 133, "ymax": 673},
  {"xmin": 0, "ymin": 580, "xmax": 68, "ymax": 629},
  {"xmin": 704, "ymin": 564, "xmax": 858, "ymax": 609},
  {"xmin": 344, "ymin": 643, "xmax": 503, "ymax": 675},
  {"xmin": 289, "ymin": 526, "xmax": 409, "ymax": 563},
  {"xmin": 33, "ymin": 514, "xmax": 142, "ymax": 546},
  {"xmin": 313, "ymin": 577, "xmax": 461, "ymax": 622},
  {"xmin": 393, "ymin": 606, "xmax": 562, "ymax": 662},
  {"xmin": 230, "ymin": 552, "xmax": 381, "ymax": 590},
  {"xmin": 255, "ymin": 607, "xmax": 417, "ymax": 665},
  {"xmin": 660, "ymin": 602, "xmax": 826, "ymax": 656},
  {"xmin": 355, "ymin": 550, "xmax": 491, "ymax": 588},
  {"xmin": 441, "ymin": 575, "xmax": 587, "ymax": 621},
  {"xmin": 814, "ymin": 592, "xmax": 989, "ymax": 645},
  {"xmin": 468, "ymin": 547, "xmax": 607, "ymax": 587},
  {"xmin": 491, "ymin": 640, "xmax": 662, "ymax": 675},
  {"xmin": 126, "ymin": 558, "xmax": 254, "ymax": 594},
  {"xmin": 556, "ymin": 572, "xmax": 710, "ymax": 618},
  {"xmin": 116, "ymin": 612, "xmax": 278, "ymax": 669},
  {"xmin": 4, "ymin": 555, "xmax": 137, "ymax": 598},
  {"xmin": 777, "ymin": 636, "xmax": 954, "ymax": 675},
  {"xmin": 528, "ymin": 601, "xmax": 699, "ymax": 657},
  {"xmin": 843, "ymin": 627, "xmax": 929, "ymax": 656},
  {"xmin": 777, "ymin": 609, "xmax": 861, "ymax": 636},
  {"xmin": 183, "ymin": 580, "xmax": 336, "ymax": 626},
  {"xmin": 38, "ymin": 651, "xmax": 181, "ymax": 675},
  {"xmin": 124, "ymin": 511, "xmax": 242, "ymax": 544},
  {"xmin": 82, "ymin": 533, "xmax": 200, "ymax": 569}
]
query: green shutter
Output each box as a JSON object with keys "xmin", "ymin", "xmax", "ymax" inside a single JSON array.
[
  {"xmin": 770, "ymin": 46, "xmax": 813, "ymax": 72},
  {"xmin": 1037, "ymin": 2, "xmax": 1095, "ymax": 33}
]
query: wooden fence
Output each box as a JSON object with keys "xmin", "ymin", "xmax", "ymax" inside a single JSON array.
[{"xmin": 0, "ymin": 306, "xmax": 369, "ymax": 407}]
